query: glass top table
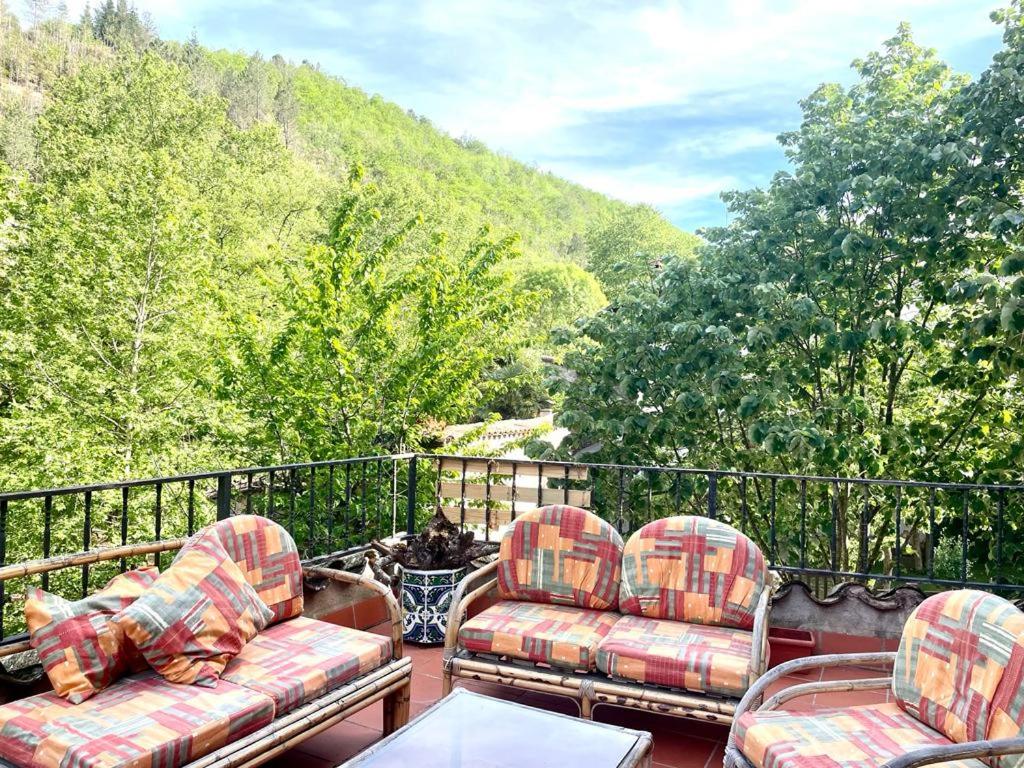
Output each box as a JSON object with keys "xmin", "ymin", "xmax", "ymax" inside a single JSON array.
[{"xmin": 340, "ymin": 688, "xmax": 653, "ymax": 767}]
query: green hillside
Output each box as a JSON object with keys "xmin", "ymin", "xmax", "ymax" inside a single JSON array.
[
  {"xmin": 0, "ymin": 2, "xmax": 698, "ymax": 495},
  {"xmin": 179, "ymin": 45, "xmax": 693, "ymax": 262}
]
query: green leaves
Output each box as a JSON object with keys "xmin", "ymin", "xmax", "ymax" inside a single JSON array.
[{"xmin": 543, "ymin": 14, "xmax": 1024, "ymax": 582}]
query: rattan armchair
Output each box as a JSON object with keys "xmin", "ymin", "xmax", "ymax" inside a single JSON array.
[{"xmin": 726, "ymin": 590, "xmax": 1024, "ymax": 768}]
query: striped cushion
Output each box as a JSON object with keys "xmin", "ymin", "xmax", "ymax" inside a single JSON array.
[
  {"xmin": 735, "ymin": 702, "xmax": 985, "ymax": 768},
  {"xmin": 221, "ymin": 616, "xmax": 392, "ymax": 714},
  {"xmin": 497, "ymin": 505, "xmax": 623, "ymax": 610},
  {"xmin": 459, "ymin": 600, "xmax": 619, "ymax": 671},
  {"xmin": 596, "ymin": 614, "xmax": 754, "ymax": 697},
  {"xmin": 894, "ymin": 590, "xmax": 1024, "ymax": 746},
  {"xmin": 619, "ymin": 516, "xmax": 767, "ymax": 629},
  {"xmin": 988, "ymin": 623, "xmax": 1024, "ymax": 768},
  {"xmin": 179, "ymin": 515, "xmax": 303, "ymax": 624},
  {"xmin": 0, "ymin": 671, "xmax": 275, "ymax": 768},
  {"xmin": 112, "ymin": 536, "xmax": 273, "ymax": 686},
  {"xmin": 25, "ymin": 567, "xmax": 158, "ymax": 703}
]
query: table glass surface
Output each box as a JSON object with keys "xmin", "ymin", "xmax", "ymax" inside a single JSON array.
[{"xmin": 344, "ymin": 690, "xmax": 645, "ymax": 767}]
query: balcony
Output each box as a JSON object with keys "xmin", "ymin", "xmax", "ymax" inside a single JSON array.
[{"xmin": 0, "ymin": 454, "xmax": 1020, "ymax": 768}]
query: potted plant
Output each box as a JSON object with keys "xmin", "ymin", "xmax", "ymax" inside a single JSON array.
[{"xmin": 387, "ymin": 510, "xmax": 492, "ymax": 644}]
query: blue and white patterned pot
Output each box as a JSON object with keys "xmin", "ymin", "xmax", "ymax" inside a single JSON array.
[{"xmin": 401, "ymin": 567, "xmax": 467, "ymax": 645}]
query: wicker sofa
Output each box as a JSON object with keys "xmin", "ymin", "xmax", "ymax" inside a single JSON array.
[
  {"xmin": 726, "ymin": 589, "xmax": 1024, "ymax": 768},
  {"xmin": 0, "ymin": 515, "xmax": 412, "ymax": 768},
  {"xmin": 443, "ymin": 504, "xmax": 774, "ymax": 724}
]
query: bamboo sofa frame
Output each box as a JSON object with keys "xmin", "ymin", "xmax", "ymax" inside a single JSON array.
[
  {"xmin": 0, "ymin": 538, "xmax": 412, "ymax": 768},
  {"xmin": 442, "ymin": 559, "xmax": 775, "ymax": 725},
  {"xmin": 724, "ymin": 653, "xmax": 1024, "ymax": 768}
]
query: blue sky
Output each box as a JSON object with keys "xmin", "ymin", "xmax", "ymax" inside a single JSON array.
[{"xmin": 62, "ymin": 0, "xmax": 1005, "ymax": 232}]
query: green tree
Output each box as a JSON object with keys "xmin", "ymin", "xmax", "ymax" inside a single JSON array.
[
  {"xmin": 585, "ymin": 204, "xmax": 699, "ymax": 298},
  {"xmin": 496, "ymin": 256, "xmax": 606, "ymax": 344},
  {"xmin": 218, "ymin": 169, "xmax": 524, "ymax": 459},
  {"xmin": 545, "ymin": 27, "xmax": 1023, "ymax": 579},
  {"xmin": 0, "ymin": 53, "xmax": 308, "ymax": 489}
]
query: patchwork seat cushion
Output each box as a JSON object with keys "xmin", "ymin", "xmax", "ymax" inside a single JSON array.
[
  {"xmin": 459, "ymin": 600, "xmax": 619, "ymax": 671},
  {"xmin": 0, "ymin": 671, "xmax": 275, "ymax": 768},
  {"xmin": 596, "ymin": 614, "xmax": 754, "ymax": 697},
  {"xmin": 221, "ymin": 616, "xmax": 392, "ymax": 714},
  {"xmin": 893, "ymin": 589, "xmax": 1024, "ymax": 746},
  {"xmin": 619, "ymin": 515, "xmax": 767, "ymax": 629},
  {"xmin": 734, "ymin": 702, "xmax": 987, "ymax": 768},
  {"xmin": 497, "ymin": 505, "xmax": 624, "ymax": 610},
  {"xmin": 179, "ymin": 515, "xmax": 303, "ymax": 624}
]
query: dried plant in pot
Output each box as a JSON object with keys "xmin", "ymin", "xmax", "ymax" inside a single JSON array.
[{"xmin": 388, "ymin": 510, "xmax": 493, "ymax": 644}]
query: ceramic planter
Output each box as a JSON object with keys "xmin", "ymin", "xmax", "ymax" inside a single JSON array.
[{"xmin": 401, "ymin": 566, "xmax": 467, "ymax": 644}]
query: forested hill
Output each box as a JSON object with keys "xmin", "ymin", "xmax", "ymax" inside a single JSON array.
[
  {"xmin": 194, "ymin": 45, "xmax": 666, "ymax": 260},
  {"xmin": 0, "ymin": 2, "xmax": 698, "ymax": 493},
  {"xmin": 1, "ymin": 3, "xmax": 695, "ymax": 263}
]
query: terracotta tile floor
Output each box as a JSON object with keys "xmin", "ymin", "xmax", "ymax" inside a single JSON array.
[{"xmin": 266, "ymin": 624, "xmax": 888, "ymax": 768}]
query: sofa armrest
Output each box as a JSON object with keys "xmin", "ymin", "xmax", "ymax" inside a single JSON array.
[
  {"xmin": 303, "ymin": 565, "xmax": 404, "ymax": 659},
  {"xmin": 879, "ymin": 737, "xmax": 1024, "ymax": 768},
  {"xmin": 443, "ymin": 560, "xmax": 500, "ymax": 660}
]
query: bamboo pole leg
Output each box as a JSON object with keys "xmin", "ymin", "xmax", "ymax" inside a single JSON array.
[
  {"xmin": 579, "ymin": 695, "xmax": 593, "ymax": 720},
  {"xmin": 383, "ymin": 678, "xmax": 411, "ymax": 735},
  {"xmin": 442, "ymin": 667, "xmax": 454, "ymax": 696},
  {"xmin": 580, "ymin": 680, "xmax": 595, "ymax": 720}
]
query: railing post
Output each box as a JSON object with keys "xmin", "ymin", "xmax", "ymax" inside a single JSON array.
[
  {"xmin": 216, "ymin": 474, "xmax": 232, "ymax": 521},
  {"xmin": 406, "ymin": 455, "xmax": 417, "ymax": 537},
  {"xmin": 707, "ymin": 473, "xmax": 718, "ymax": 520}
]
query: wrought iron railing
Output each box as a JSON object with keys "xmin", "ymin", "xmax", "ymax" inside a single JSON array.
[{"xmin": 1, "ymin": 453, "xmax": 1021, "ymax": 637}]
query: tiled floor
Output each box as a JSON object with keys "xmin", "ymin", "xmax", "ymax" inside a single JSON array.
[{"xmin": 266, "ymin": 624, "xmax": 889, "ymax": 768}]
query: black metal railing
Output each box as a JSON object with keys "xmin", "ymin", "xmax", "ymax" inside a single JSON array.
[
  {"xmin": 0, "ymin": 455, "xmax": 410, "ymax": 636},
  {"xmin": 1, "ymin": 453, "xmax": 1022, "ymax": 637}
]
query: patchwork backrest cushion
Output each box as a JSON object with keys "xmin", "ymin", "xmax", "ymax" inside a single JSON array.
[
  {"xmin": 497, "ymin": 505, "xmax": 624, "ymax": 610},
  {"xmin": 112, "ymin": 535, "xmax": 273, "ymax": 686},
  {"xmin": 180, "ymin": 514, "xmax": 303, "ymax": 624},
  {"xmin": 618, "ymin": 515, "xmax": 768, "ymax": 629},
  {"xmin": 25, "ymin": 567, "xmax": 159, "ymax": 703},
  {"xmin": 987, "ymin": 623, "xmax": 1024, "ymax": 768},
  {"xmin": 894, "ymin": 589, "xmax": 1024, "ymax": 747}
]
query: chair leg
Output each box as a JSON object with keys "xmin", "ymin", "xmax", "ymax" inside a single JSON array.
[
  {"xmin": 580, "ymin": 694, "xmax": 593, "ymax": 720},
  {"xmin": 442, "ymin": 667, "xmax": 454, "ymax": 696},
  {"xmin": 383, "ymin": 678, "xmax": 411, "ymax": 735}
]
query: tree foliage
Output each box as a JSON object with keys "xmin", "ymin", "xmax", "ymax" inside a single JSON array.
[
  {"xmin": 545, "ymin": 20, "xmax": 1024, "ymax": 582},
  {"xmin": 217, "ymin": 169, "xmax": 524, "ymax": 459}
]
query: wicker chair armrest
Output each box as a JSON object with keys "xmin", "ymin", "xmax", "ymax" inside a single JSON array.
[
  {"xmin": 761, "ymin": 676, "xmax": 891, "ymax": 711},
  {"xmin": 443, "ymin": 560, "xmax": 500, "ymax": 658},
  {"xmin": 730, "ymin": 651, "xmax": 896, "ymax": 741},
  {"xmin": 749, "ymin": 570, "xmax": 778, "ymax": 678},
  {"xmin": 879, "ymin": 737, "xmax": 1024, "ymax": 768},
  {"xmin": 302, "ymin": 565, "xmax": 404, "ymax": 659}
]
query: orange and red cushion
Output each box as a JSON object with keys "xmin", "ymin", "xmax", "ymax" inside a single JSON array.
[
  {"xmin": 111, "ymin": 536, "xmax": 273, "ymax": 686},
  {"xmin": 177, "ymin": 514, "xmax": 303, "ymax": 624},
  {"xmin": 25, "ymin": 567, "xmax": 158, "ymax": 703},
  {"xmin": 221, "ymin": 616, "xmax": 392, "ymax": 714},
  {"xmin": 596, "ymin": 614, "xmax": 754, "ymax": 697},
  {"xmin": 734, "ymin": 702, "xmax": 985, "ymax": 768},
  {"xmin": 987, "ymin": 620, "xmax": 1024, "ymax": 768},
  {"xmin": 619, "ymin": 515, "xmax": 767, "ymax": 629},
  {"xmin": 0, "ymin": 670, "xmax": 275, "ymax": 768},
  {"xmin": 497, "ymin": 505, "xmax": 623, "ymax": 610},
  {"xmin": 459, "ymin": 600, "xmax": 619, "ymax": 671},
  {"xmin": 893, "ymin": 589, "xmax": 1024, "ymax": 746}
]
